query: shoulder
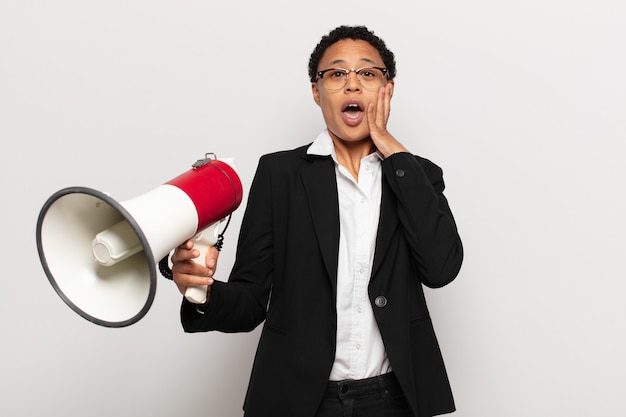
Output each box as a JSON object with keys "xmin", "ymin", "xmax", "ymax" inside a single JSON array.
[
  {"xmin": 386, "ymin": 152, "xmax": 443, "ymax": 175},
  {"xmin": 259, "ymin": 144, "xmax": 310, "ymax": 164},
  {"xmin": 382, "ymin": 152, "xmax": 447, "ymax": 191},
  {"xmin": 414, "ymin": 154, "xmax": 443, "ymax": 177},
  {"xmin": 256, "ymin": 144, "xmax": 332, "ymax": 173}
]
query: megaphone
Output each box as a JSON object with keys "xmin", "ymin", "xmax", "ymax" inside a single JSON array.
[{"xmin": 36, "ymin": 153, "xmax": 243, "ymax": 328}]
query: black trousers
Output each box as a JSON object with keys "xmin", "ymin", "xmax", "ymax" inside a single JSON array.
[{"xmin": 314, "ymin": 372, "xmax": 413, "ymax": 417}]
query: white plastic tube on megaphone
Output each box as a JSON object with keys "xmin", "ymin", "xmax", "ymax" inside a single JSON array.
[{"xmin": 89, "ymin": 202, "xmax": 226, "ymax": 304}]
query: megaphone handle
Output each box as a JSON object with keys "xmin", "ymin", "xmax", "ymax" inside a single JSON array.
[
  {"xmin": 185, "ymin": 284, "xmax": 209, "ymax": 305},
  {"xmin": 184, "ymin": 223, "xmax": 221, "ymax": 304}
]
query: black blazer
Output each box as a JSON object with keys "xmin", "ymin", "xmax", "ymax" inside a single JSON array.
[{"xmin": 181, "ymin": 144, "xmax": 463, "ymax": 417}]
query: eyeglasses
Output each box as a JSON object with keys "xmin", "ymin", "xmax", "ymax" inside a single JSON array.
[{"xmin": 316, "ymin": 67, "xmax": 388, "ymax": 91}]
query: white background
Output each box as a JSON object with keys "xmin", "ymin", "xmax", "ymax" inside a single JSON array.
[{"xmin": 1, "ymin": 1, "xmax": 625, "ymax": 416}]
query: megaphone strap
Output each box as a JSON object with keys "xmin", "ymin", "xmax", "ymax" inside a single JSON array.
[{"xmin": 158, "ymin": 256, "xmax": 174, "ymax": 280}]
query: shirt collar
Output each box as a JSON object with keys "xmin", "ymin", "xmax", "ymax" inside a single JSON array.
[
  {"xmin": 307, "ymin": 130, "xmax": 335, "ymax": 158},
  {"xmin": 307, "ymin": 130, "xmax": 383, "ymax": 162}
]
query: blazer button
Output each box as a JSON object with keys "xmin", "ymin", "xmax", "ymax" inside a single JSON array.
[
  {"xmin": 375, "ymin": 296, "xmax": 388, "ymax": 308},
  {"xmin": 395, "ymin": 169, "xmax": 405, "ymax": 178}
]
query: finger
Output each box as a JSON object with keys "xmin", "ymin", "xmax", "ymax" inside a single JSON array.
[
  {"xmin": 205, "ymin": 246, "xmax": 220, "ymax": 269},
  {"xmin": 178, "ymin": 273, "xmax": 214, "ymax": 287},
  {"xmin": 171, "ymin": 241, "xmax": 199, "ymax": 263},
  {"xmin": 376, "ymin": 84, "xmax": 391, "ymax": 127},
  {"xmin": 367, "ymin": 101, "xmax": 378, "ymax": 134},
  {"xmin": 367, "ymin": 86, "xmax": 387, "ymax": 135},
  {"xmin": 172, "ymin": 258, "xmax": 209, "ymax": 277},
  {"xmin": 383, "ymin": 84, "xmax": 391, "ymax": 118},
  {"xmin": 177, "ymin": 239, "xmax": 194, "ymax": 251},
  {"xmin": 174, "ymin": 275, "xmax": 214, "ymax": 296},
  {"xmin": 375, "ymin": 85, "xmax": 384, "ymax": 126},
  {"xmin": 172, "ymin": 263, "xmax": 214, "ymax": 284}
]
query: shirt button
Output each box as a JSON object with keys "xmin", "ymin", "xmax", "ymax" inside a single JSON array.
[
  {"xmin": 395, "ymin": 169, "xmax": 405, "ymax": 177},
  {"xmin": 375, "ymin": 296, "xmax": 387, "ymax": 308}
]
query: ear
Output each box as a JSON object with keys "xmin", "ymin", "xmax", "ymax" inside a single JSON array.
[
  {"xmin": 312, "ymin": 83, "xmax": 321, "ymax": 106},
  {"xmin": 387, "ymin": 80, "xmax": 395, "ymax": 98}
]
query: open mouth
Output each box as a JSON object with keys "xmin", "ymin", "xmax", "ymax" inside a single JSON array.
[{"xmin": 343, "ymin": 103, "xmax": 363, "ymax": 118}]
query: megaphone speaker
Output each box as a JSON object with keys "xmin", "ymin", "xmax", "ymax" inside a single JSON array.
[{"xmin": 36, "ymin": 154, "xmax": 243, "ymax": 328}]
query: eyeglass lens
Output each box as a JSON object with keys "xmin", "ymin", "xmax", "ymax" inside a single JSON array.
[{"xmin": 322, "ymin": 68, "xmax": 386, "ymax": 91}]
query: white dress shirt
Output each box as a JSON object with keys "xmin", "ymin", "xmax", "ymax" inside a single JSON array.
[{"xmin": 307, "ymin": 130, "xmax": 392, "ymax": 381}]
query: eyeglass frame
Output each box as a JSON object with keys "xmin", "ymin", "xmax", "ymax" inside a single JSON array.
[{"xmin": 315, "ymin": 66, "xmax": 389, "ymax": 91}]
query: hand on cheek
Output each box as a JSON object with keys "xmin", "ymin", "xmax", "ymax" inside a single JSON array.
[{"xmin": 367, "ymin": 84, "xmax": 407, "ymax": 158}]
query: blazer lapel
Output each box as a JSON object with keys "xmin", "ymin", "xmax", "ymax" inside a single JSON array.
[{"xmin": 300, "ymin": 156, "xmax": 340, "ymax": 291}]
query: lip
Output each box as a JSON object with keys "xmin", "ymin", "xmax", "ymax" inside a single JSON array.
[{"xmin": 341, "ymin": 99, "xmax": 364, "ymax": 126}]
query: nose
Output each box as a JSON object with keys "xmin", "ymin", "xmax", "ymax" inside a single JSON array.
[{"xmin": 345, "ymin": 71, "xmax": 361, "ymax": 91}]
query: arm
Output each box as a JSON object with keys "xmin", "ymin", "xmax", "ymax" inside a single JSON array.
[{"xmin": 382, "ymin": 152, "xmax": 463, "ymax": 288}]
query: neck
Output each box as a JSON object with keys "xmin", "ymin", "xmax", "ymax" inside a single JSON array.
[{"xmin": 331, "ymin": 136, "xmax": 375, "ymax": 181}]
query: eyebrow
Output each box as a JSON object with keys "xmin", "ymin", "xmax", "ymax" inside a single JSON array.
[{"xmin": 328, "ymin": 57, "xmax": 378, "ymax": 67}]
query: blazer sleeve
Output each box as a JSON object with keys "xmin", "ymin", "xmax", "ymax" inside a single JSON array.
[
  {"xmin": 381, "ymin": 152, "xmax": 463, "ymax": 288},
  {"xmin": 181, "ymin": 155, "xmax": 275, "ymax": 333}
]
